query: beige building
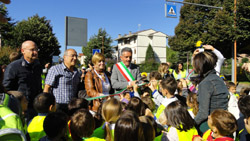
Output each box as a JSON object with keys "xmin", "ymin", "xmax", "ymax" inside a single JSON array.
[{"xmin": 115, "ymin": 29, "xmax": 168, "ymax": 64}]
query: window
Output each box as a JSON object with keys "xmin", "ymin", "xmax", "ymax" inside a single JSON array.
[
  {"xmin": 134, "ymin": 49, "xmax": 136, "ymax": 54},
  {"xmin": 124, "ymin": 38, "xmax": 130, "ymax": 44}
]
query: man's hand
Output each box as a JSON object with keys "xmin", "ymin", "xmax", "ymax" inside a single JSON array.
[
  {"xmin": 43, "ymin": 84, "xmax": 51, "ymax": 93},
  {"xmin": 130, "ymin": 80, "xmax": 138, "ymax": 87}
]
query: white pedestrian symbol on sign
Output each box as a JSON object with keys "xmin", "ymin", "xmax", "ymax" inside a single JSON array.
[{"xmin": 168, "ymin": 6, "xmax": 176, "ymax": 15}]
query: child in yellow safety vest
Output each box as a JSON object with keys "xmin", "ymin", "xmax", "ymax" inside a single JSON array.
[
  {"xmin": 159, "ymin": 100, "xmax": 198, "ymax": 140},
  {"xmin": 39, "ymin": 112, "xmax": 68, "ymax": 141},
  {"xmin": 27, "ymin": 93, "xmax": 56, "ymax": 141},
  {"xmin": 193, "ymin": 109, "xmax": 237, "ymax": 141}
]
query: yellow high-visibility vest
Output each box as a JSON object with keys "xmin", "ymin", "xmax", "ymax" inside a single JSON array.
[
  {"xmin": 173, "ymin": 70, "xmax": 187, "ymax": 80},
  {"xmin": 27, "ymin": 115, "xmax": 46, "ymax": 141}
]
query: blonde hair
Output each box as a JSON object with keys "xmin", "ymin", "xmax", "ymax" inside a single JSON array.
[
  {"xmin": 158, "ymin": 63, "xmax": 169, "ymax": 77},
  {"xmin": 92, "ymin": 53, "xmax": 105, "ymax": 65},
  {"xmin": 102, "ymin": 98, "xmax": 122, "ymax": 141}
]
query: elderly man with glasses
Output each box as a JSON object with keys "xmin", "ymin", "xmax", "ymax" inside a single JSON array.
[
  {"xmin": 44, "ymin": 49, "xmax": 81, "ymax": 113},
  {"xmin": 3, "ymin": 40, "xmax": 43, "ymax": 121}
]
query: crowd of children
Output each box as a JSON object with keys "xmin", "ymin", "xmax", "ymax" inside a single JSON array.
[
  {"xmin": 1, "ymin": 51, "xmax": 250, "ymax": 141},
  {"xmin": 9, "ymin": 71, "xmax": 246, "ymax": 141}
]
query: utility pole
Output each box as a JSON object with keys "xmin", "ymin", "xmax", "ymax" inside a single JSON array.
[{"xmin": 233, "ymin": 0, "xmax": 237, "ymax": 84}]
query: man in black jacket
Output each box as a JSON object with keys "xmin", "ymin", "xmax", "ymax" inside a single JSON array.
[{"xmin": 3, "ymin": 40, "xmax": 42, "ymax": 121}]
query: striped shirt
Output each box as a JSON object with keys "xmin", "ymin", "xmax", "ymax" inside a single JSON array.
[{"xmin": 45, "ymin": 63, "xmax": 80, "ymax": 104}]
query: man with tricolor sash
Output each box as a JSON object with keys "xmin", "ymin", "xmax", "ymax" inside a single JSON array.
[{"xmin": 111, "ymin": 47, "xmax": 141, "ymax": 92}]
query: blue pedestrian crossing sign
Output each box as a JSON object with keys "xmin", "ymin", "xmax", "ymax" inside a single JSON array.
[
  {"xmin": 165, "ymin": 4, "xmax": 177, "ymax": 18},
  {"xmin": 93, "ymin": 49, "xmax": 101, "ymax": 55}
]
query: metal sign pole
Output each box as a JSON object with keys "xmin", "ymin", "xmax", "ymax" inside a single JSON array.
[{"xmin": 165, "ymin": 0, "xmax": 223, "ymax": 9}]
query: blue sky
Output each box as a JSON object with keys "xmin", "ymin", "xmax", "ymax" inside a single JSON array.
[{"xmin": 6, "ymin": 0, "xmax": 182, "ymax": 57}]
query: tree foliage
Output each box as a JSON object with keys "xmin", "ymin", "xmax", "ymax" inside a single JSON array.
[
  {"xmin": 168, "ymin": 0, "xmax": 250, "ymax": 59},
  {"xmin": 139, "ymin": 60, "xmax": 159, "ymax": 73},
  {"xmin": 0, "ymin": 47, "xmax": 17, "ymax": 65},
  {"xmin": 140, "ymin": 44, "xmax": 159, "ymax": 73},
  {"xmin": 145, "ymin": 44, "xmax": 155, "ymax": 61},
  {"xmin": 3, "ymin": 14, "xmax": 61, "ymax": 66},
  {"xmin": 236, "ymin": 0, "xmax": 250, "ymax": 54},
  {"xmin": 0, "ymin": 4, "xmax": 15, "ymax": 47},
  {"xmin": 166, "ymin": 47, "xmax": 179, "ymax": 63},
  {"xmin": 82, "ymin": 28, "xmax": 113, "ymax": 65}
]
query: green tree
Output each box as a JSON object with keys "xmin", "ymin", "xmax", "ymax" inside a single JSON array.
[
  {"xmin": 0, "ymin": 4, "xmax": 15, "ymax": 47},
  {"xmin": 166, "ymin": 47, "xmax": 179, "ymax": 63},
  {"xmin": 82, "ymin": 28, "xmax": 113, "ymax": 65},
  {"xmin": 145, "ymin": 44, "xmax": 155, "ymax": 61},
  {"xmin": 4, "ymin": 14, "xmax": 61, "ymax": 66},
  {"xmin": 236, "ymin": 0, "xmax": 250, "ymax": 54},
  {"xmin": 140, "ymin": 44, "xmax": 159, "ymax": 72},
  {"xmin": 0, "ymin": 47, "xmax": 17, "ymax": 65},
  {"xmin": 168, "ymin": 0, "xmax": 250, "ymax": 59}
]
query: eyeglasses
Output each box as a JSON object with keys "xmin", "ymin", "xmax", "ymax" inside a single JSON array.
[
  {"xmin": 25, "ymin": 48, "xmax": 39, "ymax": 52},
  {"xmin": 66, "ymin": 54, "xmax": 78, "ymax": 58}
]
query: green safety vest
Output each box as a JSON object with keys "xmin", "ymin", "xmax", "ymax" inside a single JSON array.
[
  {"xmin": 91, "ymin": 123, "xmax": 115, "ymax": 141},
  {"xmin": 91, "ymin": 125, "xmax": 105, "ymax": 139},
  {"xmin": 173, "ymin": 70, "xmax": 187, "ymax": 80},
  {"xmin": 27, "ymin": 115, "xmax": 46, "ymax": 141},
  {"xmin": 0, "ymin": 105, "xmax": 26, "ymax": 140},
  {"xmin": 154, "ymin": 133, "xmax": 163, "ymax": 141}
]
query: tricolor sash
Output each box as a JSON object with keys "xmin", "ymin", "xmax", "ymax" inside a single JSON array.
[{"xmin": 116, "ymin": 62, "xmax": 135, "ymax": 82}]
